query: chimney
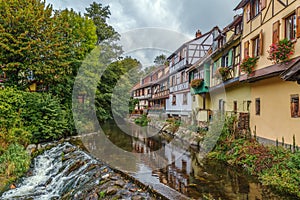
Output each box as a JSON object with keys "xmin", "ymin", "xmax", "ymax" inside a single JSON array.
[{"xmin": 195, "ymin": 30, "xmax": 202, "ymax": 38}]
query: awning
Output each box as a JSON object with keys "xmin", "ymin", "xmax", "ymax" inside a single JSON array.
[{"xmin": 281, "ymin": 59, "xmax": 300, "ymax": 82}]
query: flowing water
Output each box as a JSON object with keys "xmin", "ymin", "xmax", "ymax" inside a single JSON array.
[
  {"xmin": 1, "ymin": 143, "xmax": 118, "ymax": 200},
  {"xmin": 1, "ymin": 121, "xmax": 293, "ymax": 200}
]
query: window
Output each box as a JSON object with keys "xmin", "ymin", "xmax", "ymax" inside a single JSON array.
[
  {"xmin": 234, "ymin": 45, "xmax": 241, "ymax": 75},
  {"xmin": 247, "ymin": 100, "xmax": 251, "ymax": 111},
  {"xmin": 171, "ymin": 76, "xmax": 175, "ymax": 86},
  {"xmin": 244, "ymin": 41, "xmax": 250, "ymax": 58},
  {"xmin": 246, "ymin": 0, "xmax": 262, "ymax": 21},
  {"xmin": 181, "ymin": 71, "xmax": 185, "ymax": 83},
  {"xmin": 252, "ymin": 0, "xmax": 261, "ymax": 17},
  {"xmin": 285, "ymin": 13, "xmax": 296, "ymax": 41},
  {"xmin": 183, "ymin": 93, "xmax": 188, "ymax": 105},
  {"xmin": 235, "ymin": 23, "xmax": 242, "ymax": 35},
  {"xmin": 199, "ymin": 70, "xmax": 204, "ymax": 79},
  {"xmin": 172, "ymin": 95, "xmax": 176, "ymax": 105},
  {"xmin": 246, "ymin": 4, "xmax": 251, "ymax": 22},
  {"xmin": 291, "ymin": 95, "xmax": 299, "ymax": 118},
  {"xmin": 224, "ymin": 54, "xmax": 229, "ymax": 67},
  {"xmin": 233, "ymin": 101, "xmax": 237, "ymax": 113},
  {"xmin": 255, "ymin": 98, "xmax": 260, "ymax": 115},
  {"xmin": 252, "ymin": 36, "xmax": 260, "ymax": 57},
  {"xmin": 219, "ymin": 99, "xmax": 225, "ymax": 111}
]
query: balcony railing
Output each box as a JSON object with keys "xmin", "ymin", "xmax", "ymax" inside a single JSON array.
[
  {"xmin": 134, "ymin": 94, "xmax": 152, "ymax": 99},
  {"xmin": 169, "ymin": 82, "xmax": 189, "ymax": 93},
  {"xmin": 170, "ymin": 59, "xmax": 187, "ymax": 74},
  {"xmin": 152, "ymin": 89, "xmax": 169, "ymax": 99}
]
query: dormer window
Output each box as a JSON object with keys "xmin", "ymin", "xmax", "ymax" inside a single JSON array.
[
  {"xmin": 246, "ymin": 0, "xmax": 265, "ymax": 22},
  {"xmin": 235, "ymin": 23, "xmax": 241, "ymax": 34},
  {"xmin": 252, "ymin": 0, "xmax": 261, "ymax": 18}
]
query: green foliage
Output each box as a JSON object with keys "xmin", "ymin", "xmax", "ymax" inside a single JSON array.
[
  {"xmin": 85, "ymin": 2, "xmax": 117, "ymax": 44},
  {"xmin": 206, "ymin": 114, "xmax": 300, "ymax": 198},
  {"xmin": 153, "ymin": 54, "xmax": 167, "ymax": 65},
  {"xmin": 99, "ymin": 190, "xmax": 106, "ymax": 198},
  {"xmin": 268, "ymin": 38, "xmax": 295, "ymax": 64},
  {"xmin": 0, "ymin": 88, "xmax": 68, "ymax": 144},
  {"xmin": 21, "ymin": 92, "xmax": 68, "ymax": 143},
  {"xmin": 240, "ymin": 56, "xmax": 259, "ymax": 75},
  {"xmin": 0, "ymin": 143, "xmax": 30, "ymax": 177},
  {"xmin": 134, "ymin": 114, "xmax": 150, "ymax": 127},
  {"xmin": 190, "ymin": 79, "xmax": 204, "ymax": 88},
  {"xmin": 129, "ymin": 98, "xmax": 139, "ymax": 114},
  {"xmin": 95, "ymin": 57, "xmax": 141, "ymax": 122}
]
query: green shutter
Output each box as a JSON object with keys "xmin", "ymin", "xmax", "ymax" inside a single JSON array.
[
  {"xmin": 228, "ymin": 49, "xmax": 233, "ymax": 67},
  {"xmin": 218, "ymin": 58, "xmax": 222, "ymax": 67}
]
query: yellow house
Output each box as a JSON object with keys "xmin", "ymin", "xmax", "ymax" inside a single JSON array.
[
  {"xmin": 235, "ymin": 0, "xmax": 300, "ymax": 145},
  {"xmin": 208, "ymin": 15, "xmax": 252, "ymax": 131}
]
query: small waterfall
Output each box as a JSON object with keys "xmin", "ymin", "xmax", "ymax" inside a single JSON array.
[{"xmin": 1, "ymin": 142, "xmax": 112, "ymax": 200}]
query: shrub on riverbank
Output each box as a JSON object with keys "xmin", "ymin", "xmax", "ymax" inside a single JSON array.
[
  {"xmin": 207, "ymin": 115, "xmax": 300, "ymax": 198},
  {"xmin": 134, "ymin": 114, "xmax": 150, "ymax": 126},
  {"xmin": 0, "ymin": 87, "xmax": 68, "ymax": 145},
  {"xmin": 0, "ymin": 143, "xmax": 31, "ymax": 192}
]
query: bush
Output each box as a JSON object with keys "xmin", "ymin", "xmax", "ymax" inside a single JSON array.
[
  {"xmin": 134, "ymin": 114, "xmax": 150, "ymax": 126},
  {"xmin": 21, "ymin": 92, "xmax": 68, "ymax": 143},
  {"xmin": 0, "ymin": 87, "xmax": 68, "ymax": 144},
  {"xmin": 0, "ymin": 143, "xmax": 30, "ymax": 177}
]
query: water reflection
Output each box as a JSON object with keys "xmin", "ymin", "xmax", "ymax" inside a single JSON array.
[{"xmin": 83, "ymin": 121, "xmax": 288, "ymax": 200}]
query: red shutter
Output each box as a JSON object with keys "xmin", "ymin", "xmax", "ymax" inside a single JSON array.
[
  {"xmin": 259, "ymin": 30, "xmax": 264, "ymax": 56},
  {"xmin": 261, "ymin": 0, "xmax": 266, "ymax": 10},
  {"xmin": 244, "ymin": 41, "xmax": 250, "ymax": 58},
  {"xmin": 272, "ymin": 21, "xmax": 280, "ymax": 44},
  {"xmin": 297, "ymin": 7, "xmax": 300, "ymax": 38}
]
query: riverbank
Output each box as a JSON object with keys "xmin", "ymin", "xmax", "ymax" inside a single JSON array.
[
  {"xmin": 136, "ymin": 114, "xmax": 300, "ymax": 199},
  {"xmin": 1, "ymin": 140, "xmax": 169, "ymax": 200}
]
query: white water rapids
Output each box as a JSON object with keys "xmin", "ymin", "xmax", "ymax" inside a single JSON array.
[{"xmin": 1, "ymin": 142, "xmax": 101, "ymax": 200}]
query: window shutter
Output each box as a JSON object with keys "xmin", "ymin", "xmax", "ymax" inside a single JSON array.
[
  {"xmin": 245, "ymin": 4, "xmax": 251, "ymax": 22},
  {"xmin": 259, "ymin": 30, "xmax": 264, "ymax": 56},
  {"xmin": 297, "ymin": 7, "xmax": 300, "ymax": 38},
  {"xmin": 261, "ymin": 0, "xmax": 266, "ymax": 10},
  {"xmin": 291, "ymin": 101, "xmax": 295, "ymax": 117},
  {"xmin": 272, "ymin": 21, "xmax": 280, "ymax": 44},
  {"xmin": 228, "ymin": 49, "xmax": 233, "ymax": 66},
  {"xmin": 244, "ymin": 41, "xmax": 250, "ymax": 58}
]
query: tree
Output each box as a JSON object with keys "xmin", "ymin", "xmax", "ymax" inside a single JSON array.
[
  {"xmin": 0, "ymin": 0, "xmax": 97, "ymax": 93},
  {"xmin": 95, "ymin": 57, "xmax": 141, "ymax": 122},
  {"xmin": 154, "ymin": 54, "xmax": 167, "ymax": 65},
  {"xmin": 85, "ymin": 2, "xmax": 117, "ymax": 44}
]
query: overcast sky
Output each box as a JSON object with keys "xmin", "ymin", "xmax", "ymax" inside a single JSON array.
[{"xmin": 46, "ymin": 0, "xmax": 242, "ymax": 66}]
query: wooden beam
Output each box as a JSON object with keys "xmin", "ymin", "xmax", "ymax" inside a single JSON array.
[
  {"xmin": 276, "ymin": 0, "xmax": 286, "ymax": 7},
  {"xmin": 262, "ymin": 0, "xmax": 272, "ymax": 23}
]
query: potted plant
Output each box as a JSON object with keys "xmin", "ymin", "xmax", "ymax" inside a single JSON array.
[
  {"xmin": 190, "ymin": 78, "xmax": 204, "ymax": 88},
  {"xmin": 268, "ymin": 38, "xmax": 294, "ymax": 64},
  {"xmin": 216, "ymin": 67, "xmax": 231, "ymax": 81},
  {"xmin": 240, "ymin": 56, "xmax": 259, "ymax": 75}
]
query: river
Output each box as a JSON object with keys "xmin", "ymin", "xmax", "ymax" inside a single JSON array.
[{"xmin": 1, "ymin": 120, "xmax": 291, "ymax": 200}]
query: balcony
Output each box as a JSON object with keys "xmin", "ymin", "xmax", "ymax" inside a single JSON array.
[
  {"xmin": 169, "ymin": 82, "xmax": 189, "ymax": 93},
  {"xmin": 190, "ymin": 79, "xmax": 209, "ymax": 95},
  {"xmin": 134, "ymin": 94, "xmax": 152, "ymax": 100},
  {"xmin": 152, "ymin": 89, "xmax": 169, "ymax": 99},
  {"xmin": 170, "ymin": 59, "xmax": 188, "ymax": 74}
]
